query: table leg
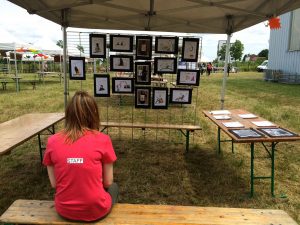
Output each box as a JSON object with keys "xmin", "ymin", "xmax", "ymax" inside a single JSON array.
[
  {"xmin": 38, "ymin": 133, "xmax": 43, "ymax": 163},
  {"xmin": 250, "ymin": 142, "xmax": 254, "ymax": 197},
  {"xmin": 217, "ymin": 127, "xmax": 221, "ymax": 154},
  {"xmin": 271, "ymin": 142, "xmax": 275, "ymax": 197},
  {"xmin": 186, "ymin": 130, "xmax": 190, "ymax": 153}
]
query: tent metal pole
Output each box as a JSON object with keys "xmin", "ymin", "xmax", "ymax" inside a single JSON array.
[
  {"xmin": 220, "ymin": 33, "xmax": 231, "ymax": 109},
  {"xmin": 62, "ymin": 9, "xmax": 68, "ymax": 109},
  {"xmin": 14, "ymin": 43, "xmax": 19, "ymax": 92}
]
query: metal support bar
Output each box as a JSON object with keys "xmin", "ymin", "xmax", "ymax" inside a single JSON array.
[
  {"xmin": 271, "ymin": 142, "xmax": 275, "ymax": 197},
  {"xmin": 250, "ymin": 142, "xmax": 254, "ymax": 197},
  {"xmin": 178, "ymin": 129, "xmax": 190, "ymax": 153},
  {"xmin": 38, "ymin": 133, "xmax": 43, "ymax": 163},
  {"xmin": 218, "ymin": 127, "xmax": 221, "ymax": 154},
  {"xmin": 101, "ymin": 126, "xmax": 108, "ymax": 132}
]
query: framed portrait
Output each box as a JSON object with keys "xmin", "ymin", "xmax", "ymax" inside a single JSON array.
[
  {"xmin": 169, "ymin": 88, "xmax": 192, "ymax": 104},
  {"xmin": 69, "ymin": 56, "xmax": 86, "ymax": 80},
  {"xmin": 257, "ymin": 128, "xmax": 299, "ymax": 137},
  {"xmin": 152, "ymin": 87, "xmax": 168, "ymax": 109},
  {"xmin": 176, "ymin": 69, "xmax": 200, "ymax": 86},
  {"xmin": 136, "ymin": 36, "xmax": 152, "ymax": 60},
  {"xmin": 135, "ymin": 86, "xmax": 151, "ymax": 108},
  {"xmin": 110, "ymin": 55, "xmax": 133, "ymax": 72},
  {"xmin": 155, "ymin": 36, "xmax": 178, "ymax": 54},
  {"xmin": 182, "ymin": 38, "xmax": 199, "ymax": 62},
  {"xmin": 112, "ymin": 77, "xmax": 134, "ymax": 94},
  {"xmin": 89, "ymin": 34, "xmax": 106, "ymax": 58},
  {"xmin": 94, "ymin": 74, "xmax": 110, "ymax": 97},
  {"xmin": 154, "ymin": 57, "xmax": 177, "ymax": 74},
  {"xmin": 110, "ymin": 35, "xmax": 133, "ymax": 52},
  {"xmin": 135, "ymin": 62, "xmax": 151, "ymax": 85},
  {"xmin": 228, "ymin": 128, "xmax": 264, "ymax": 139}
]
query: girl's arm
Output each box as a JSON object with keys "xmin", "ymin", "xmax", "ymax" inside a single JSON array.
[
  {"xmin": 47, "ymin": 166, "xmax": 56, "ymax": 188},
  {"xmin": 103, "ymin": 163, "xmax": 114, "ymax": 188}
]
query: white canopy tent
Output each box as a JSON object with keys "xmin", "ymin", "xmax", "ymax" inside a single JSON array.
[{"xmin": 7, "ymin": 0, "xmax": 300, "ymax": 107}]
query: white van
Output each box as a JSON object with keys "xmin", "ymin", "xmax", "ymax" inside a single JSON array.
[{"xmin": 257, "ymin": 60, "xmax": 268, "ymax": 72}]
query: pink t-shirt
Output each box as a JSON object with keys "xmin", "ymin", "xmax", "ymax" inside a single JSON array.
[{"xmin": 43, "ymin": 130, "xmax": 117, "ymax": 221}]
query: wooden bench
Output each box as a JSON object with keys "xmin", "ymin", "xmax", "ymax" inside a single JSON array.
[
  {"xmin": 0, "ymin": 79, "xmax": 13, "ymax": 90},
  {"xmin": 100, "ymin": 122, "xmax": 201, "ymax": 152},
  {"xmin": 0, "ymin": 200, "xmax": 297, "ymax": 225}
]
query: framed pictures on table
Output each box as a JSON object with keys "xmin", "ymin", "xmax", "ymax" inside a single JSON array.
[
  {"xmin": 182, "ymin": 38, "xmax": 199, "ymax": 62},
  {"xmin": 136, "ymin": 36, "xmax": 152, "ymax": 60},
  {"xmin": 169, "ymin": 88, "xmax": 192, "ymax": 104},
  {"xmin": 94, "ymin": 74, "xmax": 110, "ymax": 97},
  {"xmin": 89, "ymin": 34, "xmax": 106, "ymax": 58},
  {"xmin": 135, "ymin": 62, "xmax": 151, "ymax": 85},
  {"xmin": 176, "ymin": 69, "xmax": 200, "ymax": 86},
  {"xmin": 154, "ymin": 57, "xmax": 177, "ymax": 74},
  {"xmin": 228, "ymin": 128, "xmax": 264, "ymax": 139},
  {"xmin": 110, "ymin": 35, "xmax": 133, "ymax": 52},
  {"xmin": 257, "ymin": 128, "xmax": 299, "ymax": 137},
  {"xmin": 152, "ymin": 87, "xmax": 168, "ymax": 109},
  {"xmin": 112, "ymin": 77, "xmax": 134, "ymax": 94},
  {"xmin": 110, "ymin": 55, "xmax": 133, "ymax": 72},
  {"xmin": 155, "ymin": 36, "xmax": 178, "ymax": 54},
  {"xmin": 69, "ymin": 56, "xmax": 86, "ymax": 80},
  {"xmin": 135, "ymin": 86, "xmax": 151, "ymax": 108}
]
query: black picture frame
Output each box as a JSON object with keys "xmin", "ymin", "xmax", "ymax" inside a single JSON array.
[
  {"xmin": 89, "ymin": 34, "xmax": 106, "ymax": 58},
  {"xmin": 112, "ymin": 77, "xmax": 134, "ymax": 94},
  {"xmin": 155, "ymin": 36, "xmax": 178, "ymax": 54},
  {"xmin": 152, "ymin": 87, "xmax": 168, "ymax": 109},
  {"xmin": 182, "ymin": 38, "xmax": 199, "ymax": 62},
  {"xmin": 135, "ymin": 86, "xmax": 151, "ymax": 108},
  {"xmin": 257, "ymin": 128, "xmax": 299, "ymax": 137},
  {"xmin": 228, "ymin": 128, "xmax": 264, "ymax": 139},
  {"xmin": 135, "ymin": 61, "xmax": 151, "ymax": 85},
  {"xmin": 136, "ymin": 36, "xmax": 152, "ymax": 60},
  {"xmin": 69, "ymin": 56, "xmax": 86, "ymax": 80},
  {"xmin": 176, "ymin": 69, "xmax": 200, "ymax": 86},
  {"xmin": 154, "ymin": 57, "xmax": 177, "ymax": 74},
  {"xmin": 169, "ymin": 88, "xmax": 192, "ymax": 104},
  {"xmin": 109, "ymin": 35, "xmax": 134, "ymax": 52},
  {"xmin": 94, "ymin": 74, "xmax": 110, "ymax": 97},
  {"xmin": 110, "ymin": 55, "xmax": 133, "ymax": 72}
]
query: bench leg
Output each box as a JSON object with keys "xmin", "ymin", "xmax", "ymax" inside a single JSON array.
[
  {"xmin": 250, "ymin": 142, "xmax": 254, "ymax": 197},
  {"xmin": 271, "ymin": 142, "xmax": 275, "ymax": 197}
]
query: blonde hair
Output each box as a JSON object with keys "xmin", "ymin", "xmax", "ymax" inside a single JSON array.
[{"xmin": 63, "ymin": 91, "xmax": 100, "ymax": 143}]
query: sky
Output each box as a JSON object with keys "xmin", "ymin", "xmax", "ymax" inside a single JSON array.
[{"xmin": 0, "ymin": 0, "xmax": 270, "ymax": 61}]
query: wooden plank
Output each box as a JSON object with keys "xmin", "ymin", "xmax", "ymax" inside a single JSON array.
[
  {"xmin": 0, "ymin": 200, "xmax": 297, "ymax": 225},
  {"xmin": 0, "ymin": 113, "xmax": 65, "ymax": 155}
]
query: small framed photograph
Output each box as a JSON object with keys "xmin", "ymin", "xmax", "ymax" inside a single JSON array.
[
  {"xmin": 94, "ymin": 74, "xmax": 110, "ymax": 97},
  {"xmin": 182, "ymin": 38, "xmax": 199, "ymax": 62},
  {"xmin": 257, "ymin": 128, "xmax": 299, "ymax": 137},
  {"xmin": 177, "ymin": 69, "xmax": 200, "ymax": 86},
  {"xmin": 169, "ymin": 88, "xmax": 192, "ymax": 104},
  {"xmin": 89, "ymin": 34, "xmax": 106, "ymax": 58},
  {"xmin": 110, "ymin": 55, "xmax": 133, "ymax": 72},
  {"xmin": 135, "ymin": 87, "xmax": 151, "ymax": 108},
  {"xmin": 136, "ymin": 36, "xmax": 152, "ymax": 60},
  {"xmin": 135, "ymin": 62, "xmax": 151, "ymax": 85},
  {"xmin": 154, "ymin": 57, "xmax": 177, "ymax": 74},
  {"xmin": 155, "ymin": 36, "xmax": 178, "ymax": 54},
  {"xmin": 110, "ymin": 35, "xmax": 133, "ymax": 52},
  {"xmin": 112, "ymin": 77, "xmax": 134, "ymax": 93},
  {"xmin": 152, "ymin": 87, "xmax": 168, "ymax": 109},
  {"xmin": 228, "ymin": 128, "xmax": 264, "ymax": 139},
  {"xmin": 69, "ymin": 56, "xmax": 85, "ymax": 80}
]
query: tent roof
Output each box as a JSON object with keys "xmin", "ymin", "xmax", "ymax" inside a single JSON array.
[{"xmin": 7, "ymin": 0, "xmax": 300, "ymax": 34}]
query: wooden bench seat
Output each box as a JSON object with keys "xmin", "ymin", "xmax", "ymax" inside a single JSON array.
[
  {"xmin": 0, "ymin": 200, "xmax": 297, "ymax": 225},
  {"xmin": 100, "ymin": 121, "xmax": 201, "ymax": 152}
]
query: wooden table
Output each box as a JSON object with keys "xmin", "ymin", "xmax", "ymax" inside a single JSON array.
[
  {"xmin": 203, "ymin": 109, "xmax": 300, "ymax": 197},
  {"xmin": 37, "ymin": 71, "xmax": 62, "ymax": 83},
  {"xmin": 0, "ymin": 113, "xmax": 65, "ymax": 161}
]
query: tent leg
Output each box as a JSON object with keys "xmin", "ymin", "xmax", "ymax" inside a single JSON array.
[
  {"xmin": 62, "ymin": 9, "xmax": 68, "ymax": 109},
  {"xmin": 220, "ymin": 34, "xmax": 231, "ymax": 109}
]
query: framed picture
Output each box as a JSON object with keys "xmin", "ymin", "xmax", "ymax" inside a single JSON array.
[
  {"xmin": 154, "ymin": 57, "xmax": 177, "ymax": 74},
  {"xmin": 112, "ymin": 77, "xmax": 134, "ymax": 93},
  {"xmin": 169, "ymin": 88, "xmax": 192, "ymax": 104},
  {"xmin": 135, "ymin": 87, "xmax": 151, "ymax": 108},
  {"xmin": 182, "ymin": 38, "xmax": 199, "ymax": 62},
  {"xmin": 110, "ymin": 55, "xmax": 133, "ymax": 72},
  {"xmin": 110, "ymin": 35, "xmax": 133, "ymax": 52},
  {"xmin": 155, "ymin": 36, "xmax": 178, "ymax": 54},
  {"xmin": 136, "ymin": 36, "xmax": 152, "ymax": 60},
  {"xmin": 135, "ymin": 62, "xmax": 151, "ymax": 85},
  {"xmin": 69, "ymin": 56, "xmax": 85, "ymax": 80},
  {"xmin": 177, "ymin": 69, "xmax": 200, "ymax": 86},
  {"xmin": 228, "ymin": 128, "xmax": 264, "ymax": 139},
  {"xmin": 89, "ymin": 34, "xmax": 106, "ymax": 58},
  {"xmin": 152, "ymin": 87, "xmax": 168, "ymax": 109},
  {"xmin": 94, "ymin": 74, "xmax": 110, "ymax": 97},
  {"xmin": 257, "ymin": 128, "xmax": 299, "ymax": 137}
]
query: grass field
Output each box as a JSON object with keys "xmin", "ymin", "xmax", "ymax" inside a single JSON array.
[{"xmin": 0, "ymin": 71, "xmax": 299, "ymax": 223}]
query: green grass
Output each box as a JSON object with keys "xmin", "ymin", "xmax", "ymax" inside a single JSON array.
[{"xmin": 0, "ymin": 71, "xmax": 299, "ymax": 223}]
